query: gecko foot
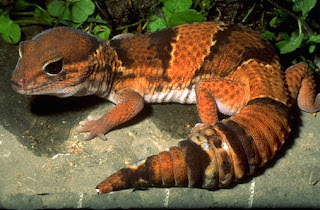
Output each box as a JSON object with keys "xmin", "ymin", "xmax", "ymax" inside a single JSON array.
[{"xmin": 77, "ymin": 116, "xmax": 107, "ymax": 140}]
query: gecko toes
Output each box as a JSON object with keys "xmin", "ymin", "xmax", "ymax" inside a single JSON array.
[
  {"xmin": 98, "ymin": 133, "xmax": 107, "ymax": 141},
  {"xmin": 79, "ymin": 131, "xmax": 106, "ymax": 141},
  {"xmin": 84, "ymin": 133, "xmax": 98, "ymax": 141},
  {"xmin": 79, "ymin": 116, "xmax": 95, "ymax": 126},
  {"xmin": 77, "ymin": 118, "xmax": 108, "ymax": 141},
  {"xmin": 77, "ymin": 128, "xmax": 107, "ymax": 141},
  {"xmin": 77, "ymin": 124, "xmax": 89, "ymax": 132}
]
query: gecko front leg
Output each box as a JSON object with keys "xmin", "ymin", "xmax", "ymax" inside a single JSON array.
[{"xmin": 77, "ymin": 89, "xmax": 144, "ymax": 140}]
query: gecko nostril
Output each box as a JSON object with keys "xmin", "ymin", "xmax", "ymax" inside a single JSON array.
[
  {"xmin": 11, "ymin": 78, "xmax": 29, "ymax": 92},
  {"xmin": 21, "ymin": 79, "xmax": 27, "ymax": 86}
]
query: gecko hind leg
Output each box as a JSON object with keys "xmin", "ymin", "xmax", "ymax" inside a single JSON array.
[{"xmin": 193, "ymin": 78, "xmax": 247, "ymax": 132}]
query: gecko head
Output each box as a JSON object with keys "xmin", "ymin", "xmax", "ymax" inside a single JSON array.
[{"xmin": 11, "ymin": 27, "xmax": 102, "ymax": 97}]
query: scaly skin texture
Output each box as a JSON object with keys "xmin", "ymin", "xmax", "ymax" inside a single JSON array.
[{"xmin": 11, "ymin": 22, "xmax": 320, "ymax": 194}]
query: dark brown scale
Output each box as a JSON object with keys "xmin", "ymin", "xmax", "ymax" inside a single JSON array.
[
  {"xmin": 214, "ymin": 122, "xmax": 250, "ymax": 174},
  {"xmin": 224, "ymin": 120, "xmax": 259, "ymax": 174}
]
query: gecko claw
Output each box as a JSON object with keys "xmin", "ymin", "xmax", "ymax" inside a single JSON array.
[{"xmin": 82, "ymin": 132, "xmax": 106, "ymax": 141}]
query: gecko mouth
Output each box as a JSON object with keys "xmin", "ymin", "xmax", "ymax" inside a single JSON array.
[
  {"xmin": 10, "ymin": 79, "xmax": 53, "ymax": 95},
  {"xmin": 11, "ymin": 78, "xmax": 84, "ymax": 98},
  {"xmin": 11, "ymin": 80, "xmax": 33, "ymax": 95},
  {"xmin": 11, "ymin": 80, "xmax": 29, "ymax": 94}
]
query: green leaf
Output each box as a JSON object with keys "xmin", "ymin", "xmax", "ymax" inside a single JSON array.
[
  {"xmin": 301, "ymin": 0, "xmax": 317, "ymax": 17},
  {"xmin": 148, "ymin": 17, "xmax": 167, "ymax": 32},
  {"xmin": 293, "ymin": 0, "xmax": 303, "ymax": 12},
  {"xmin": 162, "ymin": 5, "xmax": 173, "ymax": 20},
  {"xmin": 47, "ymin": 0, "xmax": 95, "ymax": 24},
  {"xmin": 33, "ymin": 7, "xmax": 42, "ymax": 18},
  {"xmin": 47, "ymin": 1, "xmax": 67, "ymax": 18},
  {"xmin": 0, "ymin": 12, "xmax": 21, "ymax": 44},
  {"xmin": 87, "ymin": 17, "xmax": 108, "ymax": 24},
  {"xmin": 308, "ymin": 34, "xmax": 320, "ymax": 43},
  {"xmin": 279, "ymin": 20, "xmax": 304, "ymax": 54},
  {"xmin": 14, "ymin": 0, "xmax": 38, "ymax": 11},
  {"xmin": 279, "ymin": 34, "xmax": 304, "ymax": 54},
  {"xmin": 164, "ymin": 0, "xmax": 192, "ymax": 12},
  {"xmin": 261, "ymin": 31, "xmax": 275, "ymax": 40},
  {"xmin": 93, "ymin": 25, "xmax": 110, "ymax": 39},
  {"xmin": 309, "ymin": 44, "xmax": 316, "ymax": 53},
  {"xmin": 280, "ymin": 32, "xmax": 290, "ymax": 41},
  {"xmin": 275, "ymin": 40, "xmax": 288, "ymax": 50},
  {"xmin": 167, "ymin": 9, "xmax": 204, "ymax": 26},
  {"xmin": 32, "ymin": 7, "xmax": 53, "ymax": 25},
  {"xmin": 58, "ymin": 19, "xmax": 83, "ymax": 28},
  {"xmin": 269, "ymin": 16, "xmax": 277, "ymax": 27},
  {"xmin": 70, "ymin": 0, "xmax": 95, "ymax": 23},
  {"xmin": 293, "ymin": 0, "xmax": 317, "ymax": 17}
]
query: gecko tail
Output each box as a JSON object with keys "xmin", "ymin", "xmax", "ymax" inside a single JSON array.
[
  {"xmin": 96, "ymin": 98, "xmax": 290, "ymax": 194},
  {"xmin": 96, "ymin": 139, "xmax": 213, "ymax": 194}
]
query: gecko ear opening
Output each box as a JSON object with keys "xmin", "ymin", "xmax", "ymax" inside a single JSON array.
[{"xmin": 43, "ymin": 57, "xmax": 63, "ymax": 76}]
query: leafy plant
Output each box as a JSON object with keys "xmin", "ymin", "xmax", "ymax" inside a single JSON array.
[
  {"xmin": 263, "ymin": 0, "xmax": 320, "ymax": 54},
  {"xmin": 0, "ymin": 0, "xmax": 111, "ymax": 44},
  {"xmin": 275, "ymin": 19, "xmax": 305, "ymax": 54},
  {"xmin": 0, "ymin": 0, "xmax": 53, "ymax": 44},
  {"xmin": 293, "ymin": 0, "xmax": 317, "ymax": 18},
  {"xmin": 0, "ymin": 9, "xmax": 21, "ymax": 44},
  {"xmin": 148, "ymin": 0, "xmax": 206, "ymax": 32},
  {"xmin": 47, "ymin": 0, "xmax": 95, "ymax": 26},
  {"xmin": 87, "ymin": 15, "xmax": 111, "ymax": 39}
]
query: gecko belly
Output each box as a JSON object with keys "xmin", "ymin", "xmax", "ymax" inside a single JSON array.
[
  {"xmin": 143, "ymin": 85, "xmax": 239, "ymax": 117},
  {"xmin": 143, "ymin": 85, "xmax": 197, "ymax": 104}
]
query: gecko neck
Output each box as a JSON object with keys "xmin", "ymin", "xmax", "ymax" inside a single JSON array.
[{"xmin": 77, "ymin": 40, "xmax": 120, "ymax": 98}]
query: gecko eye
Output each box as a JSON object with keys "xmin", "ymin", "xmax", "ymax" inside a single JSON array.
[{"xmin": 43, "ymin": 58, "xmax": 63, "ymax": 76}]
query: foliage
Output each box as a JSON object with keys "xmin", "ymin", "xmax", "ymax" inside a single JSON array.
[
  {"xmin": 0, "ymin": 9, "xmax": 21, "ymax": 44},
  {"xmin": 47, "ymin": 0, "xmax": 94, "ymax": 24},
  {"xmin": 262, "ymin": 0, "xmax": 320, "ymax": 54},
  {"xmin": 0, "ymin": 0, "xmax": 110, "ymax": 43},
  {"xmin": 148, "ymin": 0, "xmax": 210, "ymax": 32},
  {"xmin": 0, "ymin": 0, "xmax": 319, "ymax": 68}
]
